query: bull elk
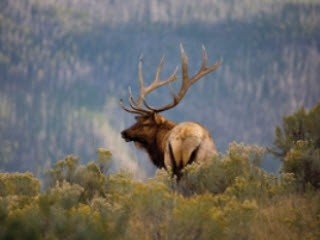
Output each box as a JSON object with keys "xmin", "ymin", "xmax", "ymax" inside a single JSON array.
[{"xmin": 121, "ymin": 44, "xmax": 221, "ymax": 179}]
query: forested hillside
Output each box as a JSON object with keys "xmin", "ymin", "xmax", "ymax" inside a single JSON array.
[{"xmin": 0, "ymin": 0, "xmax": 319, "ymax": 176}]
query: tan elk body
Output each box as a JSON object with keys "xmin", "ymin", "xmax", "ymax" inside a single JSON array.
[
  {"xmin": 164, "ymin": 122, "xmax": 217, "ymax": 172},
  {"xmin": 121, "ymin": 44, "xmax": 220, "ymax": 179}
]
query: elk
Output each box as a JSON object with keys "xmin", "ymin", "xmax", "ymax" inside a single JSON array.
[{"xmin": 121, "ymin": 44, "xmax": 221, "ymax": 179}]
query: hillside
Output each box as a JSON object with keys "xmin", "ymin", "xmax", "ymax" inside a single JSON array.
[{"xmin": 0, "ymin": 0, "xmax": 319, "ymax": 175}]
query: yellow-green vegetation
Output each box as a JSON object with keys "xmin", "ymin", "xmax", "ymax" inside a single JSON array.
[
  {"xmin": 271, "ymin": 102, "xmax": 320, "ymax": 190},
  {"xmin": 0, "ymin": 143, "xmax": 319, "ymax": 240}
]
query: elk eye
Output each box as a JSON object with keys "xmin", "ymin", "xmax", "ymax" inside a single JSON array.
[{"xmin": 135, "ymin": 116, "xmax": 144, "ymax": 121}]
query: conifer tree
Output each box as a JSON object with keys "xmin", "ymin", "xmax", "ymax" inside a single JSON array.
[{"xmin": 271, "ymin": 102, "xmax": 320, "ymax": 189}]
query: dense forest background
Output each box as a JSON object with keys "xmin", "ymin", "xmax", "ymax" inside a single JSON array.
[{"xmin": 0, "ymin": 0, "xmax": 319, "ymax": 177}]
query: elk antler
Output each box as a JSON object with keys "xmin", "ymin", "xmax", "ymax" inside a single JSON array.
[{"xmin": 121, "ymin": 44, "xmax": 221, "ymax": 115}]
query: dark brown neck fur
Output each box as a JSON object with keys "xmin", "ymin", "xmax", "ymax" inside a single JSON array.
[{"xmin": 143, "ymin": 119, "xmax": 175, "ymax": 168}]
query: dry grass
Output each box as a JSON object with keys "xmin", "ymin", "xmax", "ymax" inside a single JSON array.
[{"xmin": 250, "ymin": 193, "xmax": 320, "ymax": 240}]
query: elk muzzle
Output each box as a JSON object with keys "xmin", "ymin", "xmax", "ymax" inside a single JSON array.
[{"xmin": 121, "ymin": 130, "xmax": 132, "ymax": 142}]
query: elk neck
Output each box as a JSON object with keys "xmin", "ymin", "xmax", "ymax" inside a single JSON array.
[{"xmin": 145, "ymin": 117, "xmax": 175, "ymax": 169}]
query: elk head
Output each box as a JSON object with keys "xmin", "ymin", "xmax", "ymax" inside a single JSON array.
[{"xmin": 121, "ymin": 44, "xmax": 221, "ymax": 176}]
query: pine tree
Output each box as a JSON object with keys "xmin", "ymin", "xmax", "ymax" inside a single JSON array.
[{"xmin": 270, "ymin": 102, "xmax": 320, "ymax": 190}]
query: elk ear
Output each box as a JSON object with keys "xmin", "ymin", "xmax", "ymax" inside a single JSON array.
[{"xmin": 153, "ymin": 114, "xmax": 165, "ymax": 125}]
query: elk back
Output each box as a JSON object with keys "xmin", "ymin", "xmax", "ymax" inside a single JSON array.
[{"xmin": 164, "ymin": 122, "xmax": 217, "ymax": 173}]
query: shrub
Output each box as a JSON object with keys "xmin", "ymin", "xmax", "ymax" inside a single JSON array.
[
  {"xmin": 174, "ymin": 142, "xmax": 267, "ymax": 198},
  {"xmin": 271, "ymin": 102, "xmax": 320, "ymax": 190},
  {"xmin": 0, "ymin": 144, "xmax": 319, "ymax": 239},
  {"xmin": 0, "ymin": 172, "xmax": 40, "ymax": 197}
]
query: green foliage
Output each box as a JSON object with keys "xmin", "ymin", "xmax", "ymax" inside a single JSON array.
[
  {"xmin": 0, "ymin": 172, "xmax": 40, "ymax": 197},
  {"xmin": 271, "ymin": 102, "xmax": 320, "ymax": 190},
  {"xmin": 272, "ymin": 104, "xmax": 320, "ymax": 156},
  {"xmin": 46, "ymin": 152, "xmax": 111, "ymax": 201},
  {"xmin": 174, "ymin": 143, "xmax": 267, "ymax": 198},
  {"xmin": 284, "ymin": 141, "xmax": 320, "ymax": 190},
  {"xmin": 0, "ymin": 144, "xmax": 319, "ymax": 239}
]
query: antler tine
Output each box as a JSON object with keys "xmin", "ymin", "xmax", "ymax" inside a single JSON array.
[
  {"xmin": 128, "ymin": 87, "xmax": 150, "ymax": 114},
  {"xmin": 156, "ymin": 65, "xmax": 179, "ymax": 88},
  {"xmin": 135, "ymin": 55, "xmax": 179, "ymax": 110},
  {"xmin": 142, "ymin": 98, "xmax": 156, "ymax": 111},
  {"xmin": 201, "ymin": 44, "xmax": 208, "ymax": 70},
  {"xmin": 180, "ymin": 43, "xmax": 189, "ymax": 82},
  {"xmin": 136, "ymin": 55, "xmax": 178, "ymax": 105},
  {"xmin": 145, "ymin": 57, "xmax": 178, "ymax": 93},
  {"xmin": 136, "ymin": 55, "xmax": 145, "ymax": 106},
  {"xmin": 140, "ymin": 64, "xmax": 178, "ymax": 112},
  {"xmin": 120, "ymin": 99, "xmax": 145, "ymax": 115},
  {"xmin": 132, "ymin": 44, "xmax": 189, "ymax": 114},
  {"xmin": 128, "ymin": 87, "xmax": 137, "ymax": 106},
  {"xmin": 190, "ymin": 57, "xmax": 221, "ymax": 85},
  {"xmin": 148, "ymin": 44, "xmax": 221, "ymax": 113},
  {"xmin": 154, "ymin": 55, "xmax": 165, "ymax": 83},
  {"xmin": 121, "ymin": 45, "xmax": 220, "ymax": 115},
  {"xmin": 122, "ymin": 53, "xmax": 180, "ymax": 115}
]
